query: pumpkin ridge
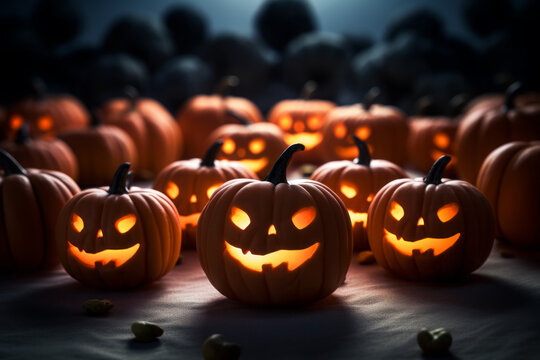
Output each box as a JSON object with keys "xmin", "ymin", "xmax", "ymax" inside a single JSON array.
[{"xmin": 0, "ymin": 178, "xmax": 16, "ymax": 268}]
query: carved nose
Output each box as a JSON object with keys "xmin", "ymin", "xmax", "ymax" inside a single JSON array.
[
  {"xmin": 267, "ymin": 224, "xmax": 276, "ymax": 235},
  {"xmin": 237, "ymin": 148, "xmax": 246, "ymax": 157},
  {"xmin": 97, "ymin": 229, "xmax": 103, "ymax": 238},
  {"xmin": 189, "ymin": 194, "xmax": 197, "ymax": 203},
  {"xmin": 417, "ymin": 217, "xmax": 425, "ymax": 226}
]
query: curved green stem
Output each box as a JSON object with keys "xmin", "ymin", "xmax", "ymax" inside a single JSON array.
[
  {"xmin": 200, "ymin": 140, "xmax": 223, "ymax": 167},
  {"xmin": 264, "ymin": 143, "xmax": 305, "ymax": 185},
  {"xmin": 108, "ymin": 163, "xmax": 131, "ymax": 195},
  {"xmin": 424, "ymin": 155, "xmax": 451, "ymax": 185},
  {"xmin": 504, "ymin": 81, "xmax": 522, "ymax": 113},
  {"xmin": 0, "ymin": 150, "xmax": 27, "ymax": 176}
]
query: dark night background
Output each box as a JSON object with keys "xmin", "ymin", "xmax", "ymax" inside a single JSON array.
[{"xmin": 1, "ymin": 0, "xmax": 539, "ymax": 115}]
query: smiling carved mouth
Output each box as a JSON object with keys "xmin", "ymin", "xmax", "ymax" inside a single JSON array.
[
  {"xmin": 384, "ymin": 229, "xmax": 460, "ymax": 256},
  {"xmin": 348, "ymin": 210, "xmax": 368, "ymax": 228},
  {"xmin": 239, "ymin": 158, "xmax": 268, "ymax": 173},
  {"xmin": 179, "ymin": 213, "xmax": 201, "ymax": 229},
  {"xmin": 283, "ymin": 133, "xmax": 322, "ymax": 150},
  {"xmin": 225, "ymin": 241, "xmax": 320, "ymax": 272},
  {"xmin": 68, "ymin": 241, "xmax": 140, "ymax": 267}
]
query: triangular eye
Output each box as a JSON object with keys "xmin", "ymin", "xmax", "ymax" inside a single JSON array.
[
  {"xmin": 72, "ymin": 213, "xmax": 84, "ymax": 233},
  {"xmin": 230, "ymin": 206, "xmax": 250, "ymax": 230},
  {"xmin": 222, "ymin": 138, "xmax": 236, "ymax": 154},
  {"xmin": 437, "ymin": 203, "xmax": 459, "ymax": 222},
  {"xmin": 390, "ymin": 201, "xmax": 404, "ymax": 221},
  {"xmin": 115, "ymin": 214, "xmax": 137, "ymax": 234},
  {"xmin": 340, "ymin": 184, "xmax": 357, "ymax": 199},
  {"xmin": 166, "ymin": 181, "xmax": 179, "ymax": 200},
  {"xmin": 292, "ymin": 207, "xmax": 316, "ymax": 230}
]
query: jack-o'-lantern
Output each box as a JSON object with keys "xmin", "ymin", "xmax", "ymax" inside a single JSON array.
[
  {"xmin": 98, "ymin": 87, "xmax": 182, "ymax": 178},
  {"xmin": 56, "ymin": 163, "xmax": 181, "ymax": 288},
  {"xmin": 58, "ymin": 113, "xmax": 138, "ymax": 187},
  {"xmin": 477, "ymin": 141, "xmax": 540, "ymax": 248},
  {"xmin": 6, "ymin": 79, "xmax": 89, "ymax": 139},
  {"xmin": 153, "ymin": 140, "xmax": 257, "ymax": 248},
  {"xmin": 407, "ymin": 116, "xmax": 458, "ymax": 176},
  {"xmin": 320, "ymin": 88, "xmax": 409, "ymax": 165},
  {"xmin": 0, "ymin": 124, "xmax": 78, "ymax": 180},
  {"xmin": 197, "ymin": 143, "xmax": 352, "ymax": 305},
  {"xmin": 0, "ymin": 150, "xmax": 80, "ymax": 272},
  {"xmin": 267, "ymin": 82, "xmax": 336, "ymax": 165},
  {"xmin": 176, "ymin": 76, "xmax": 263, "ymax": 159},
  {"xmin": 311, "ymin": 136, "xmax": 407, "ymax": 250},
  {"xmin": 456, "ymin": 82, "xmax": 540, "ymax": 183},
  {"xmin": 367, "ymin": 155, "xmax": 495, "ymax": 281},
  {"xmin": 207, "ymin": 110, "xmax": 287, "ymax": 178}
]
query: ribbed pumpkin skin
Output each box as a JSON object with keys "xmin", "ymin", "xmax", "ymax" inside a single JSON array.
[
  {"xmin": 153, "ymin": 159, "xmax": 257, "ymax": 248},
  {"xmin": 197, "ymin": 178, "xmax": 352, "ymax": 306},
  {"xmin": 456, "ymin": 103, "xmax": 540, "ymax": 184},
  {"xmin": 99, "ymin": 98, "xmax": 183, "ymax": 177},
  {"xmin": 177, "ymin": 95, "xmax": 262, "ymax": 159},
  {"xmin": 207, "ymin": 122, "xmax": 287, "ymax": 178},
  {"xmin": 321, "ymin": 104, "xmax": 409, "ymax": 165},
  {"xmin": 8, "ymin": 95, "xmax": 89, "ymax": 139},
  {"xmin": 0, "ymin": 168, "xmax": 80, "ymax": 271},
  {"xmin": 367, "ymin": 177, "xmax": 495, "ymax": 281},
  {"xmin": 477, "ymin": 141, "xmax": 540, "ymax": 248},
  {"xmin": 58, "ymin": 126, "xmax": 138, "ymax": 187},
  {"xmin": 267, "ymin": 99, "xmax": 335, "ymax": 165},
  {"xmin": 0, "ymin": 138, "xmax": 78, "ymax": 180},
  {"xmin": 407, "ymin": 117, "xmax": 458, "ymax": 176},
  {"xmin": 311, "ymin": 159, "xmax": 407, "ymax": 250},
  {"xmin": 56, "ymin": 187, "xmax": 181, "ymax": 288}
]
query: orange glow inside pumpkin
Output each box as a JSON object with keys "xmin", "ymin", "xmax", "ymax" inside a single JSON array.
[
  {"xmin": 222, "ymin": 138, "xmax": 236, "ymax": 154},
  {"xmin": 291, "ymin": 206, "xmax": 316, "ymax": 229},
  {"xmin": 278, "ymin": 115, "xmax": 292, "ymax": 130},
  {"xmin": 166, "ymin": 182, "xmax": 179, "ymax": 200},
  {"xmin": 437, "ymin": 203, "xmax": 459, "ymax": 222},
  {"xmin": 190, "ymin": 194, "xmax": 198, "ymax": 203},
  {"xmin": 348, "ymin": 210, "xmax": 368, "ymax": 228},
  {"xmin": 417, "ymin": 217, "xmax": 425, "ymax": 226},
  {"xmin": 115, "ymin": 214, "xmax": 136, "ymax": 233},
  {"xmin": 179, "ymin": 213, "xmax": 201, "ymax": 229},
  {"xmin": 68, "ymin": 242, "xmax": 140, "ymax": 268},
  {"xmin": 293, "ymin": 121, "xmax": 305, "ymax": 132},
  {"xmin": 333, "ymin": 124, "xmax": 347, "ymax": 139},
  {"xmin": 38, "ymin": 115, "xmax": 53, "ymax": 131},
  {"xmin": 230, "ymin": 206, "xmax": 250, "ymax": 230},
  {"xmin": 340, "ymin": 184, "xmax": 357, "ymax": 199},
  {"xmin": 207, "ymin": 184, "xmax": 222, "ymax": 198},
  {"xmin": 72, "ymin": 214, "xmax": 84, "ymax": 232},
  {"xmin": 238, "ymin": 158, "xmax": 268, "ymax": 173},
  {"xmin": 97, "ymin": 229, "xmax": 104, "ymax": 238},
  {"xmin": 384, "ymin": 229, "xmax": 460, "ymax": 256},
  {"xmin": 283, "ymin": 132, "xmax": 322, "ymax": 150},
  {"xmin": 355, "ymin": 126, "xmax": 371, "ymax": 141},
  {"xmin": 268, "ymin": 224, "xmax": 277, "ymax": 235},
  {"xmin": 390, "ymin": 201, "xmax": 405, "ymax": 221},
  {"xmin": 307, "ymin": 116, "xmax": 322, "ymax": 130},
  {"xmin": 225, "ymin": 241, "xmax": 320, "ymax": 272},
  {"xmin": 10, "ymin": 115, "xmax": 23, "ymax": 130},
  {"xmin": 433, "ymin": 133, "xmax": 450, "ymax": 148},
  {"xmin": 248, "ymin": 139, "xmax": 265, "ymax": 154}
]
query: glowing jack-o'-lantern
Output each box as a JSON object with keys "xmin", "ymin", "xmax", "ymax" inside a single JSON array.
[
  {"xmin": 367, "ymin": 155, "xmax": 495, "ymax": 281},
  {"xmin": 477, "ymin": 141, "xmax": 540, "ymax": 248},
  {"xmin": 0, "ymin": 150, "xmax": 80, "ymax": 272},
  {"xmin": 320, "ymin": 88, "xmax": 409, "ymax": 165},
  {"xmin": 267, "ymin": 82, "xmax": 336, "ymax": 165},
  {"xmin": 407, "ymin": 116, "xmax": 458, "ymax": 176},
  {"xmin": 311, "ymin": 136, "xmax": 408, "ymax": 250},
  {"xmin": 197, "ymin": 143, "xmax": 352, "ymax": 305},
  {"xmin": 153, "ymin": 140, "xmax": 257, "ymax": 248},
  {"xmin": 207, "ymin": 110, "xmax": 287, "ymax": 178},
  {"xmin": 56, "ymin": 163, "xmax": 181, "ymax": 288}
]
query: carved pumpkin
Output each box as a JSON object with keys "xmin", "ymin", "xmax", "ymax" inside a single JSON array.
[
  {"xmin": 456, "ymin": 82, "xmax": 540, "ymax": 183},
  {"xmin": 153, "ymin": 140, "xmax": 257, "ymax": 248},
  {"xmin": 311, "ymin": 136, "xmax": 408, "ymax": 250},
  {"xmin": 176, "ymin": 76, "xmax": 263, "ymax": 159},
  {"xmin": 407, "ymin": 116, "xmax": 458, "ymax": 176},
  {"xmin": 477, "ymin": 141, "xmax": 540, "ymax": 248},
  {"xmin": 267, "ymin": 82, "xmax": 335, "ymax": 165},
  {"xmin": 320, "ymin": 88, "xmax": 409, "ymax": 165},
  {"xmin": 58, "ymin": 113, "xmax": 138, "ymax": 187},
  {"xmin": 0, "ymin": 150, "xmax": 80, "ymax": 272},
  {"xmin": 207, "ymin": 110, "xmax": 287, "ymax": 178},
  {"xmin": 56, "ymin": 163, "xmax": 181, "ymax": 288},
  {"xmin": 0, "ymin": 124, "xmax": 78, "ymax": 180},
  {"xmin": 197, "ymin": 144, "xmax": 352, "ymax": 305},
  {"xmin": 367, "ymin": 156, "xmax": 495, "ymax": 281},
  {"xmin": 6, "ymin": 79, "xmax": 89, "ymax": 139},
  {"xmin": 98, "ymin": 88, "xmax": 182, "ymax": 178}
]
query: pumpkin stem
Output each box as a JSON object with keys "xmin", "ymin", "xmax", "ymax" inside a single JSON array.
[
  {"xmin": 0, "ymin": 150, "xmax": 27, "ymax": 176},
  {"xmin": 424, "ymin": 155, "xmax": 451, "ymax": 185},
  {"xmin": 264, "ymin": 143, "xmax": 305, "ymax": 185},
  {"xmin": 364, "ymin": 87, "xmax": 381, "ymax": 111},
  {"xmin": 301, "ymin": 81, "xmax": 317, "ymax": 100},
  {"xmin": 214, "ymin": 76, "xmax": 239, "ymax": 97},
  {"xmin": 200, "ymin": 140, "xmax": 223, "ymax": 167},
  {"xmin": 108, "ymin": 162, "xmax": 131, "ymax": 195},
  {"xmin": 124, "ymin": 85, "xmax": 139, "ymax": 111},
  {"xmin": 352, "ymin": 135, "xmax": 371, "ymax": 166},
  {"xmin": 225, "ymin": 109, "xmax": 251, "ymax": 125},
  {"xmin": 504, "ymin": 81, "xmax": 522, "ymax": 112},
  {"xmin": 15, "ymin": 123, "xmax": 31, "ymax": 145}
]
